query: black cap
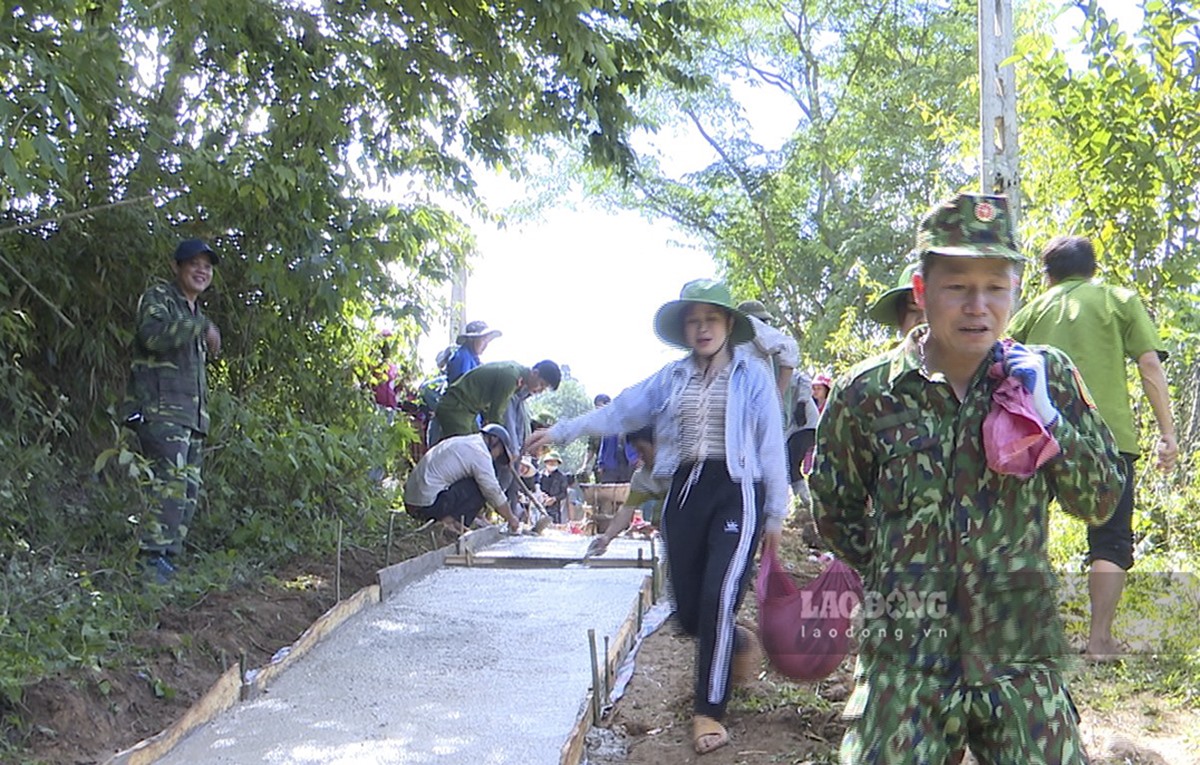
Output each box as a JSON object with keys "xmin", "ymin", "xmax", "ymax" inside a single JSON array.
[{"xmin": 174, "ymin": 239, "xmax": 219, "ymax": 265}]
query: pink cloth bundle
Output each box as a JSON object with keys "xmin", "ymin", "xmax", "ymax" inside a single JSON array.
[
  {"xmin": 983, "ymin": 352, "xmax": 1060, "ymax": 478},
  {"xmin": 756, "ymin": 550, "xmax": 862, "ymax": 680}
]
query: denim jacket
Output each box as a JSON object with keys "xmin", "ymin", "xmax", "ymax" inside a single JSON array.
[{"xmin": 548, "ymin": 344, "xmax": 790, "ymax": 532}]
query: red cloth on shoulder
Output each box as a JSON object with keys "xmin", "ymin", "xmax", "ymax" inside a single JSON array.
[{"xmin": 983, "ymin": 353, "xmax": 1060, "ymax": 479}]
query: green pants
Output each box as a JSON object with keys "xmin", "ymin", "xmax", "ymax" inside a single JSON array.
[
  {"xmin": 137, "ymin": 420, "xmax": 204, "ymax": 556},
  {"xmin": 433, "ymin": 406, "xmax": 480, "ymax": 441},
  {"xmin": 841, "ymin": 663, "xmax": 1086, "ymax": 765}
]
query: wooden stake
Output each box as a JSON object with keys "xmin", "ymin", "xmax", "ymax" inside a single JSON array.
[
  {"xmin": 335, "ymin": 520, "xmax": 343, "ymax": 602},
  {"xmin": 385, "ymin": 513, "xmax": 395, "ymax": 567},
  {"xmin": 587, "ymin": 629, "xmax": 602, "ymax": 725},
  {"xmin": 649, "ymin": 537, "xmax": 659, "ymax": 603},
  {"xmin": 604, "ymin": 635, "xmax": 611, "ymax": 694},
  {"xmin": 238, "ymin": 651, "xmax": 249, "ymax": 701}
]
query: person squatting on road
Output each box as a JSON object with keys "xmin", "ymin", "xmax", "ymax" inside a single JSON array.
[
  {"xmin": 123, "ymin": 238, "xmax": 223, "ymax": 584},
  {"xmin": 1007, "ymin": 234, "xmax": 1178, "ymax": 663},
  {"xmin": 811, "ymin": 193, "xmax": 1124, "ymax": 764},
  {"xmin": 403, "ymin": 423, "xmax": 521, "ymax": 536},
  {"xmin": 526, "ymin": 279, "xmax": 789, "ymax": 756}
]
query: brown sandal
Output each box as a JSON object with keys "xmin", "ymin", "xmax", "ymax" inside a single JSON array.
[
  {"xmin": 693, "ymin": 715, "xmax": 729, "ymax": 755},
  {"xmin": 731, "ymin": 624, "xmax": 763, "ymax": 686}
]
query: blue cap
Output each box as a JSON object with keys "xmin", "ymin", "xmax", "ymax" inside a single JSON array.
[{"xmin": 174, "ymin": 239, "xmax": 219, "ymax": 265}]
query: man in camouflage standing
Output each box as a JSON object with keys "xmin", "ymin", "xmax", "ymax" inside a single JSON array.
[
  {"xmin": 124, "ymin": 239, "xmax": 222, "ymax": 582},
  {"xmin": 811, "ymin": 193, "xmax": 1123, "ymax": 763}
]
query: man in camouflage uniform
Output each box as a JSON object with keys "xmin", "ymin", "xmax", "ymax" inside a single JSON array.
[
  {"xmin": 811, "ymin": 193, "xmax": 1123, "ymax": 764},
  {"xmin": 124, "ymin": 239, "xmax": 222, "ymax": 582}
]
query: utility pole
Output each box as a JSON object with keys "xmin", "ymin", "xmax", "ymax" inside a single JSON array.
[
  {"xmin": 449, "ymin": 262, "xmax": 467, "ymax": 346},
  {"xmin": 979, "ymin": 0, "xmax": 1020, "ymax": 229}
]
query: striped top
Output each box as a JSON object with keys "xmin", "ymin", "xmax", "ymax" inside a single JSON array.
[{"xmin": 679, "ymin": 362, "xmax": 731, "ymax": 462}]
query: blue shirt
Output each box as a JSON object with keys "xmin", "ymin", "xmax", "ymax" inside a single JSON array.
[
  {"xmin": 446, "ymin": 345, "xmax": 481, "ymax": 384},
  {"xmin": 597, "ymin": 435, "xmax": 637, "ymax": 472}
]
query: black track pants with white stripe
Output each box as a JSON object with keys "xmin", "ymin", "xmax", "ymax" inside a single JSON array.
[{"xmin": 661, "ymin": 459, "xmax": 764, "ymax": 720}]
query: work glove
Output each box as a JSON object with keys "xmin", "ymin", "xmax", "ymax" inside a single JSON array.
[{"xmin": 1004, "ymin": 343, "xmax": 1059, "ymax": 426}]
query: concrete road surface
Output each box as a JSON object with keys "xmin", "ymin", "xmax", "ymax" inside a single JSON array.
[{"xmin": 155, "ymin": 534, "xmax": 653, "ymax": 764}]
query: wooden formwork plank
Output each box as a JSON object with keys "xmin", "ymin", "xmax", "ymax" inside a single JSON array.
[
  {"xmin": 605, "ymin": 577, "xmax": 654, "ymax": 684},
  {"xmin": 377, "ymin": 525, "xmax": 504, "ymax": 598},
  {"xmin": 378, "ymin": 546, "xmax": 452, "ymax": 600},
  {"xmin": 559, "ymin": 695, "xmax": 593, "ymax": 765},
  {"xmin": 103, "ymin": 665, "xmax": 242, "ymax": 765},
  {"xmin": 444, "ymin": 555, "xmax": 653, "ymax": 570}
]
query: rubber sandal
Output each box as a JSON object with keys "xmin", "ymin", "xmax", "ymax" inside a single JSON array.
[
  {"xmin": 731, "ymin": 625, "xmax": 763, "ymax": 686},
  {"xmin": 693, "ymin": 715, "xmax": 729, "ymax": 755}
]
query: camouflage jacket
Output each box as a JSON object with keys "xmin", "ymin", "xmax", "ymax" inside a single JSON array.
[
  {"xmin": 811, "ymin": 329, "xmax": 1122, "ymax": 683},
  {"xmin": 124, "ymin": 281, "xmax": 211, "ymax": 434}
]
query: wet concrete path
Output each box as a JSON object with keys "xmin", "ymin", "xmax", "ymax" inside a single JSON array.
[{"xmin": 154, "ymin": 534, "xmax": 654, "ymax": 764}]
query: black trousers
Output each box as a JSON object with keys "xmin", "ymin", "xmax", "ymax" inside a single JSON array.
[
  {"xmin": 661, "ymin": 460, "xmax": 764, "ymax": 720},
  {"xmin": 408, "ymin": 478, "xmax": 486, "ymax": 526}
]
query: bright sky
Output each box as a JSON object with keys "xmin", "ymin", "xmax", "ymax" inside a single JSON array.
[
  {"xmin": 415, "ymin": 0, "xmax": 1141, "ymax": 397},
  {"xmin": 414, "ymin": 81, "xmax": 799, "ymax": 398}
]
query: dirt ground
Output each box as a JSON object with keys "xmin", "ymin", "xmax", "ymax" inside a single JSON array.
[
  {"xmin": 587, "ymin": 551, "xmax": 850, "ymax": 765},
  {"xmin": 13, "ymin": 527, "xmax": 1199, "ymax": 765},
  {"xmin": 16, "ymin": 537, "xmax": 427, "ymax": 765}
]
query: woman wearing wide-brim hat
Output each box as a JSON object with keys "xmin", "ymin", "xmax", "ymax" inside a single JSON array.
[
  {"xmin": 527, "ymin": 279, "xmax": 789, "ymax": 756},
  {"xmin": 445, "ymin": 320, "xmax": 503, "ymax": 384}
]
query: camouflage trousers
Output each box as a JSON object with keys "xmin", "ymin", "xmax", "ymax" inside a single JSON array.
[
  {"xmin": 136, "ymin": 421, "xmax": 204, "ymax": 556},
  {"xmin": 841, "ymin": 662, "xmax": 1087, "ymax": 765}
]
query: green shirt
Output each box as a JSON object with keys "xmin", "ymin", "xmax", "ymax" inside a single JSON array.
[
  {"xmin": 811, "ymin": 330, "xmax": 1122, "ymax": 684},
  {"xmin": 436, "ymin": 360, "xmax": 528, "ymax": 426},
  {"xmin": 1008, "ymin": 277, "xmax": 1162, "ymax": 454}
]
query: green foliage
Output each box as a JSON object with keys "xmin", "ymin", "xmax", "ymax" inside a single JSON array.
[
  {"xmin": 1019, "ymin": 0, "xmax": 1200, "ymax": 290},
  {"xmin": 1016, "ymin": 0, "xmax": 1200, "ymax": 456},
  {"xmin": 530, "ymin": 376, "xmax": 593, "ymax": 472},
  {"xmin": 615, "ymin": 0, "xmax": 979, "ymax": 362},
  {"xmin": 0, "ymin": 0, "xmax": 710, "ymax": 750}
]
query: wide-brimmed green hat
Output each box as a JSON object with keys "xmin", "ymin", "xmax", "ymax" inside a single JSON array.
[
  {"xmin": 867, "ymin": 260, "xmax": 921, "ymax": 327},
  {"xmin": 542, "ymin": 451, "xmax": 562, "ymax": 465},
  {"xmin": 915, "ymin": 192, "xmax": 1023, "ymax": 261},
  {"xmin": 654, "ymin": 279, "xmax": 755, "ymax": 350}
]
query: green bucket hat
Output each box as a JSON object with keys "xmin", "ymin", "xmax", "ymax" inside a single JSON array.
[
  {"xmin": 736, "ymin": 299, "xmax": 774, "ymax": 323},
  {"xmin": 867, "ymin": 260, "xmax": 921, "ymax": 327},
  {"xmin": 654, "ymin": 279, "xmax": 755, "ymax": 350},
  {"xmin": 916, "ymin": 192, "xmax": 1024, "ymax": 262}
]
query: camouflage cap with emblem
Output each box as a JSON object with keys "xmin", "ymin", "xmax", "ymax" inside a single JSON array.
[{"xmin": 915, "ymin": 192, "xmax": 1024, "ymax": 262}]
